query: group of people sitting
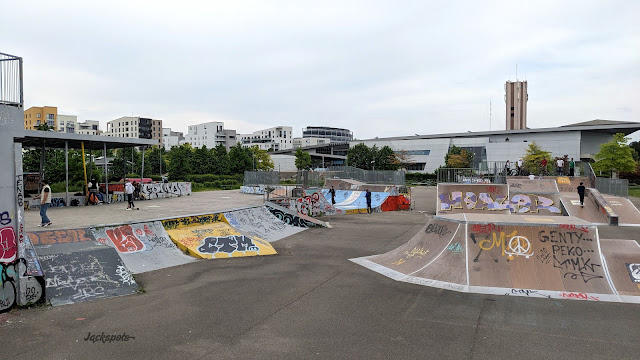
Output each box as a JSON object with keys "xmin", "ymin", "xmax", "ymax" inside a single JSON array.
[{"xmin": 86, "ymin": 179, "xmax": 146, "ymax": 206}]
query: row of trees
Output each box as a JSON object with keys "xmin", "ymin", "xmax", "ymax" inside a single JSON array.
[{"xmin": 22, "ymin": 142, "xmax": 275, "ymax": 184}]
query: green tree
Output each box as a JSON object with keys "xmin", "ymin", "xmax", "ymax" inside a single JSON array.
[
  {"xmin": 250, "ymin": 146, "xmax": 274, "ymax": 171},
  {"xmin": 191, "ymin": 146, "xmax": 213, "ymax": 174},
  {"xmin": 523, "ymin": 141, "xmax": 552, "ymax": 175},
  {"xmin": 294, "ymin": 147, "xmax": 312, "ymax": 170},
  {"xmin": 229, "ymin": 143, "xmax": 252, "ymax": 174},
  {"xmin": 444, "ymin": 145, "xmax": 474, "ymax": 168},
  {"xmin": 35, "ymin": 124, "xmax": 54, "ymax": 131},
  {"xmin": 167, "ymin": 144, "xmax": 193, "ymax": 180},
  {"xmin": 212, "ymin": 144, "xmax": 230, "ymax": 175},
  {"xmin": 391, "ymin": 149, "xmax": 414, "ymax": 170},
  {"xmin": 592, "ymin": 133, "xmax": 637, "ymax": 176},
  {"xmin": 374, "ymin": 146, "xmax": 399, "ymax": 170},
  {"xmin": 629, "ymin": 141, "xmax": 640, "ymax": 161},
  {"xmin": 143, "ymin": 147, "xmax": 167, "ymax": 175},
  {"xmin": 347, "ymin": 143, "xmax": 374, "ymax": 169}
]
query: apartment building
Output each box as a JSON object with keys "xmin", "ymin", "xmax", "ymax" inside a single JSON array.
[
  {"xmin": 162, "ymin": 128, "xmax": 185, "ymax": 151},
  {"xmin": 57, "ymin": 114, "xmax": 77, "ymax": 133},
  {"xmin": 293, "ymin": 137, "xmax": 329, "ymax": 148},
  {"xmin": 239, "ymin": 126, "xmax": 293, "ymax": 151},
  {"xmin": 77, "ymin": 120, "xmax": 101, "ymax": 135},
  {"xmin": 184, "ymin": 121, "xmax": 237, "ymax": 151},
  {"xmin": 24, "ymin": 106, "xmax": 57, "ymax": 130},
  {"xmin": 105, "ymin": 116, "xmax": 163, "ymax": 146}
]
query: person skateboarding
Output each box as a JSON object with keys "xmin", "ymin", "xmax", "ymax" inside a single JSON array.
[
  {"xmin": 577, "ymin": 182, "xmax": 586, "ymax": 207},
  {"xmin": 329, "ymin": 186, "xmax": 336, "ymax": 205},
  {"xmin": 365, "ymin": 189, "xmax": 372, "ymax": 214}
]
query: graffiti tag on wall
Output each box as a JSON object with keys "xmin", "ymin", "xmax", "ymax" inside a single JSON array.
[{"xmin": 439, "ymin": 192, "xmax": 561, "ymax": 214}]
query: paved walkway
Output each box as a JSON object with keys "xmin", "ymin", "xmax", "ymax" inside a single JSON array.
[
  {"xmin": 4, "ymin": 187, "xmax": 640, "ymax": 359},
  {"xmin": 24, "ymin": 189, "xmax": 266, "ymax": 231}
]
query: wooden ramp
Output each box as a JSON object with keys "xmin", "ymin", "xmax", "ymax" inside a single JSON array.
[{"xmin": 352, "ymin": 214, "xmax": 640, "ymax": 303}]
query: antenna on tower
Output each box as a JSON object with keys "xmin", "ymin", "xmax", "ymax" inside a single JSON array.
[
  {"xmin": 489, "ymin": 97, "xmax": 492, "ymax": 130},
  {"xmin": 516, "ymin": 64, "xmax": 518, "ymax": 81}
]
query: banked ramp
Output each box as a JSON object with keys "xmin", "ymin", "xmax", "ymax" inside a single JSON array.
[{"xmin": 351, "ymin": 214, "xmax": 640, "ymax": 303}]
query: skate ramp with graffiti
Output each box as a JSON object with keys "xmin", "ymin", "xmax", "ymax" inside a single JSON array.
[
  {"xmin": 602, "ymin": 195, "xmax": 640, "ymax": 225},
  {"xmin": 270, "ymin": 191, "xmax": 343, "ymax": 217},
  {"xmin": 324, "ymin": 179, "xmax": 399, "ymax": 194},
  {"xmin": 322, "ymin": 190, "xmax": 390, "ymax": 212},
  {"xmin": 560, "ymin": 195, "xmax": 609, "ymax": 225},
  {"xmin": 265, "ymin": 203, "xmax": 326, "ymax": 228},
  {"xmin": 91, "ymin": 221, "xmax": 197, "ymax": 274},
  {"xmin": 507, "ymin": 178, "xmax": 559, "ymax": 194},
  {"xmin": 555, "ymin": 176, "xmax": 591, "ymax": 193},
  {"xmin": 162, "ymin": 215, "xmax": 277, "ymax": 259},
  {"xmin": 437, "ymin": 183, "xmax": 563, "ymax": 216},
  {"xmin": 1, "ymin": 234, "xmax": 46, "ymax": 313},
  {"xmin": 34, "ymin": 238, "xmax": 138, "ymax": 306},
  {"xmin": 351, "ymin": 214, "xmax": 640, "ymax": 303},
  {"xmin": 600, "ymin": 239, "xmax": 640, "ymax": 300},
  {"xmin": 222, "ymin": 206, "xmax": 306, "ymax": 242}
]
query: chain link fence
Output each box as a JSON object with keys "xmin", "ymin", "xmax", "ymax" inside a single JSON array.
[
  {"xmin": 243, "ymin": 171, "xmax": 280, "ymax": 186},
  {"xmin": 325, "ymin": 166, "xmax": 405, "ymax": 185}
]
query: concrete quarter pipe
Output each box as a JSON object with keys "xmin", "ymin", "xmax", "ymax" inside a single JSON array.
[{"xmin": 352, "ymin": 214, "xmax": 639, "ymax": 303}]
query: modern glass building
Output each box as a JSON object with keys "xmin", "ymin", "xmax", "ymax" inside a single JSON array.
[{"xmin": 302, "ymin": 126, "xmax": 353, "ymax": 143}]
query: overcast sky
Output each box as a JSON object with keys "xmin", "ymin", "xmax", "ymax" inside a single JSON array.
[{"xmin": 2, "ymin": 0, "xmax": 639, "ymax": 140}]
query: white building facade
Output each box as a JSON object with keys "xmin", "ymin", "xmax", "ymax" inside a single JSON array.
[
  {"xmin": 162, "ymin": 127, "xmax": 185, "ymax": 151},
  {"xmin": 77, "ymin": 120, "xmax": 100, "ymax": 135},
  {"xmin": 351, "ymin": 121, "xmax": 640, "ymax": 173},
  {"xmin": 239, "ymin": 126, "xmax": 293, "ymax": 151},
  {"xmin": 57, "ymin": 115, "xmax": 77, "ymax": 133},
  {"xmin": 184, "ymin": 121, "xmax": 237, "ymax": 151},
  {"xmin": 293, "ymin": 137, "xmax": 329, "ymax": 148},
  {"xmin": 105, "ymin": 116, "xmax": 163, "ymax": 146}
]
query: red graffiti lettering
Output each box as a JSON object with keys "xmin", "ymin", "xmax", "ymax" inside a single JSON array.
[
  {"xmin": 486, "ymin": 186, "xmax": 499, "ymax": 194},
  {"xmin": 0, "ymin": 226, "xmax": 17, "ymax": 263},
  {"xmin": 471, "ymin": 223, "xmax": 503, "ymax": 234},
  {"xmin": 143, "ymin": 225, "xmax": 153, "ymax": 236},
  {"xmin": 560, "ymin": 292, "xmax": 599, "ymax": 301},
  {"xmin": 558, "ymin": 224, "xmax": 589, "ymax": 233},
  {"xmin": 106, "ymin": 225, "xmax": 145, "ymax": 253}
]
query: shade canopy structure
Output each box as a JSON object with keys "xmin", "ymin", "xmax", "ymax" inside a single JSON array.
[{"xmin": 14, "ymin": 130, "xmax": 157, "ymax": 150}]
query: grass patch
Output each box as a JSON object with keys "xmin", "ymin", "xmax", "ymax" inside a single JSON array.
[{"xmin": 629, "ymin": 186, "xmax": 640, "ymax": 198}]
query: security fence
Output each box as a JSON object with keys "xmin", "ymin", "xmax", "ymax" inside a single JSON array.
[
  {"xmin": 325, "ymin": 166, "xmax": 405, "ymax": 185},
  {"xmin": 0, "ymin": 52, "xmax": 23, "ymax": 106},
  {"xmin": 595, "ymin": 177, "xmax": 629, "ymax": 197},
  {"xmin": 243, "ymin": 171, "xmax": 280, "ymax": 186}
]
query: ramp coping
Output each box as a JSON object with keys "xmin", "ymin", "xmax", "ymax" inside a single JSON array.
[{"xmin": 596, "ymin": 226, "xmax": 620, "ymax": 296}]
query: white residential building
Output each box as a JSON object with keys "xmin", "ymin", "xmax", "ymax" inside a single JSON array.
[
  {"xmin": 162, "ymin": 128, "xmax": 185, "ymax": 151},
  {"xmin": 293, "ymin": 137, "xmax": 328, "ymax": 148},
  {"xmin": 239, "ymin": 126, "xmax": 293, "ymax": 151},
  {"xmin": 105, "ymin": 116, "xmax": 163, "ymax": 146},
  {"xmin": 184, "ymin": 121, "xmax": 237, "ymax": 151},
  {"xmin": 57, "ymin": 115, "xmax": 77, "ymax": 133},
  {"xmin": 77, "ymin": 120, "xmax": 101, "ymax": 135}
]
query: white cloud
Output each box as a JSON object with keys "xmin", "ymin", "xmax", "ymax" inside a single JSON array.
[{"xmin": 1, "ymin": 0, "xmax": 638, "ymax": 141}]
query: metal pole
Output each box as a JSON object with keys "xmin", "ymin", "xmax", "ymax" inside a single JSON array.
[
  {"xmin": 104, "ymin": 142, "xmax": 109, "ymax": 203},
  {"xmin": 141, "ymin": 146, "xmax": 145, "ymax": 182},
  {"xmin": 81, "ymin": 142, "xmax": 89, "ymax": 205},
  {"xmin": 159, "ymin": 147, "xmax": 162, "ymax": 176},
  {"xmin": 123, "ymin": 147, "xmax": 126, "ymax": 182},
  {"xmin": 65, "ymin": 141, "xmax": 69, "ymax": 206},
  {"xmin": 39, "ymin": 140, "xmax": 45, "ymax": 194}
]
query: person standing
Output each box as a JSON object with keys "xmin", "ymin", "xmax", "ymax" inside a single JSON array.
[
  {"xmin": 556, "ymin": 158, "xmax": 564, "ymax": 176},
  {"xmin": 517, "ymin": 158, "xmax": 523, "ymax": 176},
  {"xmin": 34, "ymin": 179, "xmax": 52, "ymax": 227},
  {"xmin": 329, "ymin": 186, "xmax": 336, "ymax": 205},
  {"xmin": 569, "ymin": 158, "xmax": 575, "ymax": 177},
  {"xmin": 125, "ymin": 179, "xmax": 138, "ymax": 210},
  {"xmin": 365, "ymin": 189, "xmax": 372, "ymax": 214},
  {"xmin": 577, "ymin": 182, "xmax": 586, "ymax": 207},
  {"xmin": 539, "ymin": 158, "xmax": 548, "ymax": 176},
  {"xmin": 504, "ymin": 160, "xmax": 511, "ymax": 176}
]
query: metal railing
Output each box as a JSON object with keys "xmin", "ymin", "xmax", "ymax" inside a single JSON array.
[
  {"xmin": 595, "ymin": 177, "xmax": 629, "ymax": 197},
  {"xmin": 325, "ymin": 166, "xmax": 405, "ymax": 185},
  {"xmin": 243, "ymin": 171, "xmax": 280, "ymax": 186},
  {"xmin": 0, "ymin": 52, "xmax": 23, "ymax": 106},
  {"xmin": 437, "ymin": 168, "xmax": 499, "ymax": 184}
]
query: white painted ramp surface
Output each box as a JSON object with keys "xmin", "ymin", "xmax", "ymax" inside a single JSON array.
[
  {"xmin": 223, "ymin": 206, "xmax": 306, "ymax": 242},
  {"xmin": 91, "ymin": 221, "xmax": 196, "ymax": 274}
]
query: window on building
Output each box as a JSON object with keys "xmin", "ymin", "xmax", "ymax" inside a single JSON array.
[{"xmin": 37, "ymin": 113, "xmax": 41, "ymax": 118}]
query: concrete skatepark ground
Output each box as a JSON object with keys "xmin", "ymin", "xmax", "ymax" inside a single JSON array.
[{"xmin": 3, "ymin": 188, "xmax": 640, "ymax": 359}]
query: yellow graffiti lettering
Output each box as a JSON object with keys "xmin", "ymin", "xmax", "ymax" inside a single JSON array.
[
  {"xmin": 404, "ymin": 247, "xmax": 429, "ymax": 258},
  {"xmin": 392, "ymin": 258, "xmax": 406, "ymax": 266},
  {"xmin": 478, "ymin": 230, "xmax": 518, "ymax": 256}
]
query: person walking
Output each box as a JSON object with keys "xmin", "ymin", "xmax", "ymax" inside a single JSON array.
[
  {"xmin": 34, "ymin": 179, "xmax": 52, "ymax": 227},
  {"xmin": 569, "ymin": 158, "xmax": 575, "ymax": 177},
  {"xmin": 577, "ymin": 182, "xmax": 586, "ymax": 207},
  {"xmin": 365, "ymin": 189, "xmax": 372, "ymax": 214},
  {"xmin": 329, "ymin": 186, "xmax": 336, "ymax": 205},
  {"xmin": 556, "ymin": 158, "xmax": 565, "ymax": 176},
  {"xmin": 125, "ymin": 179, "xmax": 138, "ymax": 210}
]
